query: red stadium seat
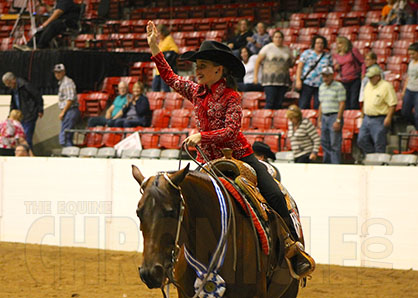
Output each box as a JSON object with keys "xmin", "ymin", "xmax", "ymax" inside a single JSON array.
[
  {"xmin": 372, "ymin": 40, "xmax": 393, "ymax": 56},
  {"xmin": 146, "ymin": 91, "xmax": 165, "ymax": 110},
  {"xmin": 272, "ymin": 109, "xmax": 288, "ymax": 131},
  {"xmin": 263, "ymin": 129, "xmax": 286, "ymax": 152},
  {"xmin": 343, "ymin": 110, "xmax": 362, "ymax": 134},
  {"xmin": 384, "ymin": 72, "xmax": 402, "ymax": 91},
  {"xmin": 85, "ymin": 127, "xmax": 104, "ymax": 148},
  {"xmin": 318, "ymin": 27, "xmax": 338, "ymax": 44},
  {"xmin": 399, "ymin": 25, "xmax": 418, "ymax": 42},
  {"xmin": 357, "ymin": 26, "xmax": 378, "ymax": 42},
  {"xmin": 74, "ymin": 34, "xmax": 93, "ymax": 48},
  {"xmin": 159, "ymin": 128, "xmax": 184, "ymax": 149},
  {"xmin": 365, "ymin": 11, "xmax": 381, "ymax": 25},
  {"xmin": 251, "ymin": 109, "xmax": 274, "ymax": 129},
  {"xmin": 289, "ymin": 13, "xmax": 307, "ymax": 28},
  {"xmin": 102, "ymin": 127, "xmax": 124, "ymax": 147},
  {"xmin": 297, "ymin": 27, "xmax": 319, "ymax": 44},
  {"xmin": 304, "ymin": 12, "xmax": 327, "ymax": 27},
  {"xmin": 343, "ymin": 11, "xmax": 366, "ymax": 26},
  {"xmin": 301, "ymin": 109, "xmax": 318, "ymax": 126},
  {"xmin": 241, "ymin": 109, "xmax": 252, "ymax": 130},
  {"xmin": 338, "ymin": 26, "xmax": 359, "ymax": 42},
  {"xmin": 170, "ymin": 109, "xmax": 192, "ymax": 129},
  {"xmin": 386, "ymin": 55, "xmax": 409, "ymax": 75},
  {"xmin": 353, "ymin": 40, "xmax": 372, "ymax": 55},
  {"xmin": 241, "ymin": 92, "xmax": 264, "ymax": 110},
  {"xmin": 141, "ymin": 128, "xmax": 159, "ymax": 149},
  {"xmin": 243, "ymin": 129, "xmax": 265, "ymax": 145},
  {"xmin": 394, "ymin": 130, "xmax": 418, "ymax": 154},
  {"xmin": 377, "ymin": 25, "xmax": 400, "ymax": 43},
  {"xmin": 164, "ymin": 92, "xmax": 185, "ymax": 110},
  {"xmin": 151, "ymin": 109, "xmax": 171, "ymax": 128},
  {"xmin": 392, "ymin": 40, "xmax": 411, "ymax": 56}
]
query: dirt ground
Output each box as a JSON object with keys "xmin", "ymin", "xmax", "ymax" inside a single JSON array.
[{"xmin": 1, "ymin": 242, "xmax": 418, "ymax": 298}]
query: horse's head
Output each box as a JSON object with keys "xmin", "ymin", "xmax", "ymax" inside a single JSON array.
[{"xmin": 132, "ymin": 164, "xmax": 190, "ymax": 289}]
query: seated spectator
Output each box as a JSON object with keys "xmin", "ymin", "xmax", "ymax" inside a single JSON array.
[
  {"xmin": 255, "ymin": 30, "xmax": 294, "ymax": 109},
  {"xmin": 227, "ymin": 19, "xmax": 253, "ymax": 56},
  {"xmin": 380, "ymin": 0, "xmax": 395, "ymax": 24},
  {"xmin": 286, "ymin": 105, "xmax": 320, "ymax": 163},
  {"xmin": 358, "ymin": 66, "xmax": 397, "ymax": 154},
  {"xmin": 15, "ymin": 144, "xmax": 33, "ymax": 156},
  {"xmin": 152, "ymin": 24, "xmax": 179, "ymax": 92},
  {"xmin": 401, "ymin": 42, "xmax": 418, "ymax": 130},
  {"xmin": 0, "ymin": 110, "xmax": 30, "ymax": 156},
  {"xmin": 247, "ymin": 22, "xmax": 271, "ymax": 54},
  {"xmin": 388, "ymin": 0, "xmax": 408, "ymax": 24},
  {"xmin": 108, "ymin": 82, "xmax": 151, "ymax": 128},
  {"xmin": 237, "ymin": 47, "xmax": 263, "ymax": 92},
  {"xmin": 252, "ymin": 141, "xmax": 281, "ymax": 182},
  {"xmin": 334, "ymin": 36, "xmax": 365, "ymax": 110},
  {"xmin": 87, "ymin": 81, "xmax": 130, "ymax": 127},
  {"xmin": 359, "ymin": 52, "xmax": 384, "ymax": 104}
]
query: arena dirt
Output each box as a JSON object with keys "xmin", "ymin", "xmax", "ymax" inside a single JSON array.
[{"xmin": 1, "ymin": 241, "xmax": 418, "ymax": 298}]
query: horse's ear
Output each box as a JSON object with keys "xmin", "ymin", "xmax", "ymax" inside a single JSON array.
[
  {"xmin": 132, "ymin": 165, "xmax": 145, "ymax": 185},
  {"xmin": 171, "ymin": 163, "xmax": 190, "ymax": 186}
]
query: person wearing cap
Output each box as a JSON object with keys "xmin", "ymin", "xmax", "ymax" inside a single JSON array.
[
  {"xmin": 357, "ymin": 66, "xmax": 397, "ymax": 154},
  {"xmin": 317, "ymin": 66, "xmax": 346, "ymax": 164},
  {"xmin": 53, "ymin": 64, "xmax": 80, "ymax": 147},
  {"xmin": 146, "ymin": 20, "xmax": 314, "ymax": 277},
  {"xmin": 2, "ymin": 72, "xmax": 44, "ymax": 148},
  {"xmin": 252, "ymin": 141, "xmax": 281, "ymax": 182}
]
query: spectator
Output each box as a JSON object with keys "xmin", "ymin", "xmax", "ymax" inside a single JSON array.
[
  {"xmin": 333, "ymin": 36, "xmax": 365, "ymax": 110},
  {"xmin": 108, "ymin": 81, "xmax": 151, "ymax": 128},
  {"xmin": 227, "ymin": 19, "xmax": 253, "ymax": 55},
  {"xmin": 359, "ymin": 51, "xmax": 384, "ymax": 104},
  {"xmin": 380, "ymin": 0, "xmax": 395, "ymax": 24},
  {"xmin": 0, "ymin": 110, "xmax": 30, "ymax": 156},
  {"xmin": 152, "ymin": 24, "xmax": 179, "ymax": 92},
  {"xmin": 254, "ymin": 30, "xmax": 294, "ymax": 109},
  {"xmin": 387, "ymin": 0, "xmax": 408, "ymax": 24},
  {"xmin": 87, "ymin": 81, "xmax": 130, "ymax": 127},
  {"xmin": 358, "ymin": 66, "xmax": 397, "ymax": 154},
  {"xmin": 252, "ymin": 141, "xmax": 281, "ymax": 182},
  {"xmin": 53, "ymin": 64, "xmax": 80, "ymax": 147},
  {"xmin": 317, "ymin": 66, "xmax": 346, "ymax": 164},
  {"xmin": 406, "ymin": 0, "xmax": 418, "ymax": 24},
  {"xmin": 2, "ymin": 72, "xmax": 43, "ymax": 148},
  {"xmin": 295, "ymin": 35, "xmax": 333, "ymax": 109},
  {"xmin": 246, "ymin": 22, "xmax": 271, "ymax": 54},
  {"xmin": 286, "ymin": 104, "xmax": 320, "ymax": 163},
  {"xmin": 14, "ymin": 0, "xmax": 81, "ymax": 50},
  {"xmin": 401, "ymin": 42, "xmax": 418, "ymax": 130},
  {"xmin": 237, "ymin": 47, "xmax": 263, "ymax": 92},
  {"xmin": 15, "ymin": 144, "xmax": 33, "ymax": 156}
]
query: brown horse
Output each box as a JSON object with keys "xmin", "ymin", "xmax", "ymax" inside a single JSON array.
[{"xmin": 132, "ymin": 164, "xmax": 299, "ymax": 298}]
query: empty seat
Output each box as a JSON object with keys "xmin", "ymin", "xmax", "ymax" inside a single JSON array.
[
  {"xmin": 275, "ymin": 151, "xmax": 295, "ymax": 163},
  {"xmin": 141, "ymin": 128, "xmax": 160, "ymax": 149},
  {"xmin": 97, "ymin": 147, "xmax": 116, "ymax": 158},
  {"xmin": 338, "ymin": 26, "xmax": 359, "ymax": 41},
  {"xmin": 386, "ymin": 55, "xmax": 408, "ymax": 75},
  {"xmin": 159, "ymin": 128, "xmax": 187, "ymax": 149},
  {"xmin": 388, "ymin": 154, "xmax": 417, "ymax": 166},
  {"xmin": 121, "ymin": 148, "xmax": 141, "ymax": 158},
  {"xmin": 297, "ymin": 27, "xmax": 319, "ymax": 44},
  {"xmin": 399, "ymin": 25, "xmax": 418, "ymax": 41},
  {"xmin": 146, "ymin": 91, "xmax": 165, "ymax": 110},
  {"xmin": 164, "ymin": 92, "xmax": 184, "ymax": 110},
  {"xmin": 377, "ymin": 25, "xmax": 399, "ymax": 43},
  {"xmin": 61, "ymin": 146, "xmax": 80, "ymax": 157},
  {"xmin": 343, "ymin": 11, "xmax": 366, "ymax": 26},
  {"xmin": 140, "ymin": 148, "xmax": 161, "ymax": 159},
  {"xmin": 357, "ymin": 26, "xmax": 377, "ymax": 42},
  {"xmin": 362, "ymin": 153, "xmax": 391, "ymax": 165},
  {"xmin": 263, "ymin": 129, "xmax": 285, "ymax": 152},
  {"xmin": 151, "ymin": 109, "xmax": 171, "ymax": 128},
  {"xmin": 251, "ymin": 109, "xmax": 274, "ymax": 129},
  {"xmin": 85, "ymin": 127, "xmax": 104, "ymax": 148},
  {"xmin": 79, "ymin": 147, "xmax": 98, "ymax": 158},
  {"xmin": 272, "ymin": 109, "xmax": 288, "ymax": 131},
  {"xmin": 170, "ymin": 108, "xmax": 192, "ymax": 129},
  {"xmin": 343, "ymin": 110, "xmax": 362, "ymax": 134},
  {"xmin": 392, "ymin": 40, "xmax": 411, "ymax": 56},
  {"xmin": 241, "ymin": 109, "xmax": 252, "ymax": 130},
  {"xmin": 365, "ymin": 10, "xmax": 380, "ymax": 25},
  {"xmin": 372, "ymin": 40, "xmax": 392, "ymax": 56},
  {"xmin": 301, "ymin": 109, "xmax": 318, "ymax": 126}
]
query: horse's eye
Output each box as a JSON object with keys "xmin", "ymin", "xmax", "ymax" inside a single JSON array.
[{"xmin": 163, "ymin": 207, "xmax": 177, "ymax": 218}]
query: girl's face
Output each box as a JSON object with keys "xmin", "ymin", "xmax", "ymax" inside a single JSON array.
[
  {"xmin": 272, "ymin": 32, "xmax": 283, "ymax": 47},
  {"xmin": 314, "ymin": 38, "xmax": 325, "ymax": 53},
  {"xmin": 364, "ymin": 55, "xmax": 377, "ymax": 67},
  {"xmin": 408, "ymin": 50, "xmax": 418, "ymax": 61},
  {"xmin": 240, "ymin": 48, "xmax": 249, "ymax": 62},
  {"xmin": 132, "ymin": 84, "xmax": 142, "ymax": 96},
  {"xmin": 195, "ymin": 59, "xmax": 222, "ymax": 87}
]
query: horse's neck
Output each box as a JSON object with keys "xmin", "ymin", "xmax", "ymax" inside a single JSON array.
[{"xmin": 180, "ymin": 175, "xmax": 223, "ymax": 260}]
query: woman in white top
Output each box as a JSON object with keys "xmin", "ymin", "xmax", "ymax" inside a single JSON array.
[
  {"xmin": 237, "ymin": 47, "xmax": 263, "ymax": 92},
  {"xmin": 401, "ymin": 42, "xmax": 418, "ymax": 130},
  {"xmin": 254, "ymin": 30, "xmax": 294, "ymax": 109}
]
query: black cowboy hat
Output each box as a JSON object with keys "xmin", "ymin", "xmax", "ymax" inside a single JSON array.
[
  {"xmin": 179, "ymin": 40, "xmax": 246, "ymax": 79},
  {"xmin": 252, "ymin": 141, "xmax": 276, "ymax": 161}
]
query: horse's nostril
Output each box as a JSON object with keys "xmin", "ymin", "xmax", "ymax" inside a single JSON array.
[
  {"xmin": 151, "ymin": 263, "xmax": 164, "ymax": 282},
  {"xmin": 139, "ymin": 264, "xmax": 165, "ymax": 289}
]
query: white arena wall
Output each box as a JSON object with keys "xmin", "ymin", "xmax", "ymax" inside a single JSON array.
[{"xmin": 0, "ymin": 157, "xmax": 417, "ymax": 270}]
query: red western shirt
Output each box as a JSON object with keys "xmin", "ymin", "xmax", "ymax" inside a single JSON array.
[{"xmin": 151, "ymin": 52, "xmax": 253, "ymax": 162}]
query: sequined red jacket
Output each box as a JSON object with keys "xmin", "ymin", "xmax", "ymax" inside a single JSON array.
[{"xmin": 151, "ymin": 52, "xmax": 253, "ymax": 161}]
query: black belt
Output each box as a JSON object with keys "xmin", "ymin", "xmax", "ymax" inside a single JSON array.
[
  {"xmin": 366, "ymin": 114, "xmax": 385, "ymax": 118},
  {"xmin": 323, "ymin": 112, "xmax": 338, "ymax": 116}
]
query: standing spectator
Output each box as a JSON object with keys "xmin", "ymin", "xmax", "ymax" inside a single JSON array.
[
  {"xmin": 108, "ymin": 81, "xmax": 151, "ymax": 128},
  {"xmin": 152, "ymin": 24, "xmax": 179, "ymax": 92},
  {"xmin": 53, "ymin": 64, "xmax": 80, "ymax": 147},
  {"xmin": 317, "ymin": 66, "xmax": 346, "ymax": 164},
  {"xmin": 359, "ymin": 51, "xmax": 384, "ymax": 104},
  {"xmin": 227, "ymin": 19, "xmax": 253, "ymax": 56},
  {"xmin": 295, "ymin": 35, "xmax": 333, "ymax": 109},
  {"xmin": 333, "ymin": 36, "xmax": 365, "ymax": 110},
  {"xmin": 254, "ymin": 30, "xmax": 294, "ymax": 109},
  {"xmin": 14, "ymin": 0, "xmax": 81, "ymax": 50},
  {"xmin": 286, "ymin": 105, "xmax": 320, "ymax": 163},
  {"xmin": 0, "ymin": 110, "xmax": 30, "ymax": 156},
  {"xmin": 87, "ymin": 81, "xmax": 130, "ymax": 127},
  {"xmin": 358, "ymin": 66, "xmax": 397, "ymax": 154},
  {"xmin": 401, "ymin": 42, "xmax": 418, "ymax": 130},
  {"xmin": 237, "ymin": 47, "xmax": 263, "ymax": 92},
  {"xmin": 380, "ymin": 0, "xmax": 395, "ymax": 24},
  {"xmin": 246, "ymin": 22, "xmax": 271, "ymax": 54},
  {"xmin": 2, "ymin": 72, "xmax": 43, "ymax": 148}
]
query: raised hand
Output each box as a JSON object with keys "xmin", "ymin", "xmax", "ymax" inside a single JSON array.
[{"xmin": 146, "ymin": 21, "xmax": 160, "ymax": 55}]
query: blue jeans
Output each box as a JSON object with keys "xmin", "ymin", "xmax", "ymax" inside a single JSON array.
[
  {"xmin": 21, "ymin": 120, "xmax": 37, "ymax": 148},
  {"xmin": 152, "ymin": 75, "xmax": 170, "ymax": 92},
  {"xmin": 321, "ymin": 113, "xmax": 343, "ymax": 164},
  {"xmin": 87, "ymin": 116, "xmax": 109, "ymax": 127},
  {"xmin": 59, "ymin": 107, "xmax": 80, "ymax": 147},
  {"xmin": 107, "ymin": 117, "xmax": 145, "ymax": 128},
  {"xmin": 342, "ymin": 77, "xmax": 361, "ymax": 110},
  {"xmin": 299, "ymin": 83, "xmax": 319, "ymax": 109},
  {"xmin": 264, "ymin": 85, "xmax": 288, "ymax": 109},
  {"xmin": 401, "ymin": 89, "xmax": 418, "ymax": 130},
  {"xmin": 357, "ymin": 115, "xmax": 387, "ymax": 154}
]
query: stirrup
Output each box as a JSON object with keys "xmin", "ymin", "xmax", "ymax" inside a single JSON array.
[{"xmin": 284, "ymin": 240, "xmax": 316, "ymax": 280}]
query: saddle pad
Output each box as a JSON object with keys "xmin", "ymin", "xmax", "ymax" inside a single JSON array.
[{"xmin": 219, "ymin": 177, "xmax": 270, "ymax": 255}]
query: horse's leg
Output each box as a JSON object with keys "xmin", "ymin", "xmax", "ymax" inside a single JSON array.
[
  {"xmin": 174, "ymin": 249, "xmax": 195, "ymax": 298},
  {"xmin": 279, "ymin": 279, "xmax": 299, "ymax": 298},
  {"xmin": 267, "ymin": 258, "xmax": 295, "ymax": 297}
]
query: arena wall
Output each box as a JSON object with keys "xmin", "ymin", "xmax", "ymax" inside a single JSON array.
[{"xmin": 0, "ymin": 157, "xmax": 417, "ymax": 270}]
